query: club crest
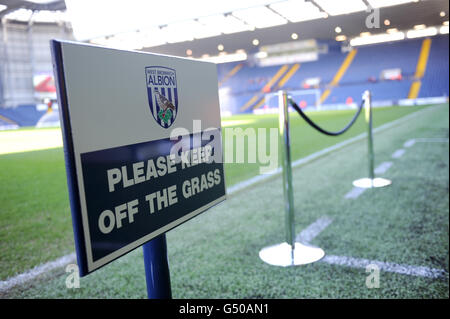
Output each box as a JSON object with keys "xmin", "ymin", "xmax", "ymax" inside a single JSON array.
[{"xmin": 145, "ymin": 66, "xmax": 178, "ymax": 128}]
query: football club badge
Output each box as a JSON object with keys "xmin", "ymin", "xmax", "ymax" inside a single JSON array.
[{"xmin": 145, "ymin": 66, "xmax": 178, "ymax": 128}]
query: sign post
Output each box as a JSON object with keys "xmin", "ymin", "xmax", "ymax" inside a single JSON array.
[
  {"xmin": 51, "ymin": 40, "xmax": 226, "ymax": 297},
  {"xmin": 143, "ymin": 234, "xmax": 171, "ymax": 299}
]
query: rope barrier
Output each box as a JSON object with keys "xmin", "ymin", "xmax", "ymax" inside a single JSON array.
[{"xmin": 288, "ymin": 98, "xmax": 364, "ymax": 136}]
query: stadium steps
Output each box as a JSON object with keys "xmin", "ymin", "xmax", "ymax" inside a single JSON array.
[
  {"xmin": 271, "ymin": 63, "xmax": 300, "ymax": 91},
  {"xmin": 320, "ymin": 49, "xmax": 358, "ymax": 104},
  {"xmin": 408, "ymin": 81, "xmax": 422, "ymax": 100},
  {"xmin": 239, "ymin": 64, "xmax": 289, "ymax": 112},
  {"xmin": 219, "ymin": 63, "xmax": 243, "ymax": 87},
  {"xmin": 252, "ymin": 63, "xmax": 301, "ymax": 110},
  {"xmin": 0, "ymin": 114, "xmax": 18, "ymax": 126},
  {"xmin": 408, "ymin": 38, "xmax": 432, "ymax": 99}
]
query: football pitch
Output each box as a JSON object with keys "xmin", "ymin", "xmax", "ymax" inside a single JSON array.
[{"xmin": 0, "ymin": 104, "xmax": 448, "ymax": 298}]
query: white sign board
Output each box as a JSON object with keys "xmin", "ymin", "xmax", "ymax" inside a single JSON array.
[{"xmin": 52, "ymin": 41, "xmax": 226, "ymax": 275}]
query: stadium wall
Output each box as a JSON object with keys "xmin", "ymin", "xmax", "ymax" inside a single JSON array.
[{"xmin": 0, "ymin": 21, "xmax": 73, "ymax": 108}]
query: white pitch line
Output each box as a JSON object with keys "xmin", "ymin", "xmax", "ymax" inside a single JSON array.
[
  {"xmin": 321, "ymin": 255, "xmax": 448, "ymax": 279},
  {"xmin": 404, "ymin": 139, "xmax": 416, "ymax": 148},
  {"xmin": 0, "ymin": 253, "xmax": 76, "ymax": 293},
  {"xmin": 345, "ymin": 161, "xmax": 393, "ymax": 200},
  {"xmin": 295, "ymin": 218, "xmax": 447, "ymax": 280},
  {"xmin": 414, "ymin": 138, "xmax": 449, "ymax": 143},
  {"xmin": 227, "ymin": 167, "xmax": 281, "ymax": 195},
  {"xmin": 345, "ymin": 187, "xmax": 367, "ymax": 199},
  {"xmin": 374, "ymin": 161, "xmax": 393, "ymax": 175},
  {"xmin": 391, "ymin": 149, "xmax": 406, "ymax": 159},
  {"xmin": 0, "ymin": 105, "xmax": 440, "ymax": 293},
  {"xmin": 296, "ymin": 216, "xmax": 334, "ymax": 244},
  {"xmin": 403, "ymin": 138, "xmax": 449, "ymax": 149}
]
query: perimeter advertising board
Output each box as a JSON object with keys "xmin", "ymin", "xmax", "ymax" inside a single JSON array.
[{"xmin": 51, "ymin": 41, "xmax": 226, "ymax": 276}]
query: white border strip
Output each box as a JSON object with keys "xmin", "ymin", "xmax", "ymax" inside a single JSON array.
[
  {"xmin": 296, "ymin": 216, "xmax": 333, "ymax": 244},
  {"xmin": 404, "ymin": 139, "xmax": 416, "ymax": 148},
  {"xmin": 345, "ymin": 187, "xmax": 367, "ymax": 199},
  {"xmin": 321, "ymin": 255, "xmax": 448, "ymax": 279},
  {"xmin": 295, "ymin": 217, "xmax": 448, "ymax": 280},
  {"xmin": 374, "ymin": 161, "xmax": 393, "ymax": 175},
  {"xmin": 391, "ymin": 149, "xmax": 406, "ymax": 159}
]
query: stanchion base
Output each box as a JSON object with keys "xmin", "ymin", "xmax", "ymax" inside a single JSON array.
[
  {"xmin": 352, "ymin": 177, "xmax": 392, "ymax": 188},
  {"xmin": 259, "ymin": 242, "xmax": 325, "ymax": 267}
]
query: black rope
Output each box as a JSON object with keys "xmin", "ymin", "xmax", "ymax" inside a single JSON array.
[{"xmin": 288, "ymin": 98, "xmax": 364, "ymax": 136}]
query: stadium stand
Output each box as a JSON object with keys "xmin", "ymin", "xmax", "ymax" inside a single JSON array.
[
  {"xmin": 0, "ymin": 35, "xmax": 448, "ymax": 124},
  {"xmin": 218, "ymin": 34, "xmax": 449, "ymax": 114},
  {"xmin": 0, "ymin": 117, "xmax": 9, "ymax": 126},
  {"xmin": 0, "ymin": 105, "xmax": 46, "ymax": 127},
  {"xmin": 340, "ymin": 39, "xmax": 421, "ymax": 84},
  {"xmin": 226, "ymin": 64, "xmax": 289, "ymax": 95},
  {"xmin": 0, "ymin": 117, "xmax": 17, "ymax": 129},
  {"xmin": 419, "ymin": 35, "xmax": 449, "ymax": 98},
  {"xmin": 218, "ymin": 62, "xmax": 243, "ymax": 87},
  {"xmin": 327, "ymin": 38, "xmax": 421, "ymax": 104},
  {"xmin": 0, "ymin": 114, "xmax": 19, "ymax": 130},
  {"xmin": 284, "ymin": 45, "xmax": 345, "ymax": 90},
  {"xmin": 328, "ymin": 80, "xmax": 412, "ymax": 104}
]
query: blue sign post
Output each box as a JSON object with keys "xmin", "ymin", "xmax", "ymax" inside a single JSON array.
[{"xmin": 143, "ymin": 234, "xmax": 172, "ymax": 299}]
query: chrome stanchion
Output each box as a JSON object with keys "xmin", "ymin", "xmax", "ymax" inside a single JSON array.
[
  {"xmin": 143, "ymin": 234, "xmax": 172, "ymax": 299},
  {"xmin": 259, "ymin": 90, "xmax": 325, "ymax": 267},
  {"xmin": 353, "ymin": 90, "xmax": 391, "ymax": 188}
]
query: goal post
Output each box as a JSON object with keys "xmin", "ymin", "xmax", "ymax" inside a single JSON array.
[
  {"xmin": 287, "ymin": 89, "xmax": 322, "ymax": 111},
  {"xmin": 260, "ymin": 89, "xmax": 321, "ymax": 114}
]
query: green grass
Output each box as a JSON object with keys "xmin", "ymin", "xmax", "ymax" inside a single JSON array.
[
  {"xmin": 223, "ymin": 105, "xmax": 428, "ymax": 186},
  {"xmin": 0, "ymin": 149, "xmax": 73, "ymax": 279},
  {"xmin": 0, "ymin": 104, "xmax": 448, "ymax": 298}
]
